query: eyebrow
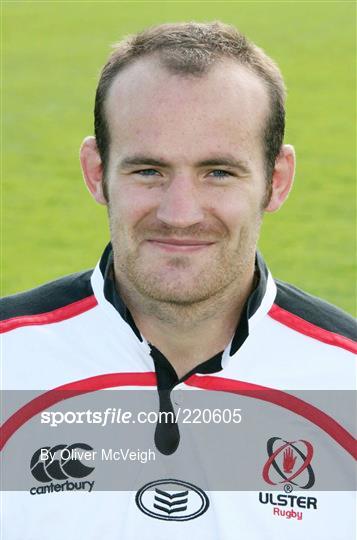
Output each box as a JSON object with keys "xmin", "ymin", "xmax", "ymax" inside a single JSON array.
[
  {"xmin": 118, "ymin": 155, "xmax": 251, "ymax": 174},
  {"xmin": 197, "ymin": 158, "xmax": 251, "ymax": 174},
  {"xmin": 119, "ymin": 156, "xmax": 169, "ymax": 169}
]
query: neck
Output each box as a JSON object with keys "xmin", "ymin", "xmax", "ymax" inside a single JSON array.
[{"xmin": 114, "ymin": 265, "xmax": 256, "ymax": 380}]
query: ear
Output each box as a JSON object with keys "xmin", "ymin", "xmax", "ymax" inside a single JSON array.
[
  {"xmin": 80, "ymin": 136, "xmax": 107, "ymax": 205},
  {"xmin": 265, "ymin": 144, "xmax": 295, "ymax": 212}
]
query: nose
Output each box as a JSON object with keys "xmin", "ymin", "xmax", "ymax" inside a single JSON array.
[{"xmin": 156, "ymin": 174, "xmax": 205, "ymax": 228}]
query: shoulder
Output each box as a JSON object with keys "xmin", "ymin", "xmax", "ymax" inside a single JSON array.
[
  {"xmin": 268, "ymin": 281, "xmax": 356, "ymax": 351},
  {"xmin": 0, "ymin": 270, "xmax": 96, "ymax": 331}
]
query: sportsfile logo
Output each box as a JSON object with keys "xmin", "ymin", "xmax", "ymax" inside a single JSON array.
[
  {"xmin": 259, "ymin": 437, "xmax": 317, "ymax": 521},
  {"xmin": 30, "ymin": 443, "xmax": 95, "ymax": 495}
]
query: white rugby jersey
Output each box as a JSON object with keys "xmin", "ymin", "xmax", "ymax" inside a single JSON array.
[{"xmin": 1, "ymin": 244, "xmax": 356, "ymax": 540}]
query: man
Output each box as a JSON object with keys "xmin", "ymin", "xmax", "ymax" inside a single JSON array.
[{"xmin": 1, "ymin": 22, "xmax": 356, "ymax": 539}]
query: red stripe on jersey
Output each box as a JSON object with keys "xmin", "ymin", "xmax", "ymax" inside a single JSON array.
[
  {"xmin": 268, "ymin": 303, "xmax": 357, "ymax": 354},
  {"xmin": 0, "ymin": 372, "xmax": 157, "ymax": 450},
  {"xmin": 0, "ymin": 295, "xmax": 98, "ymax": 333},
  {"xmin": 1, "ymin": 372, "xmax": 355, "ymax": 459},
  {"xmin": 185, "ymin": 375, "xmax": 357, "ymax": 459}
]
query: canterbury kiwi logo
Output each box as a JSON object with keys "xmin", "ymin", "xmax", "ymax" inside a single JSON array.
[{"xmin": 30, "ymin": 443, "xmax": 95, "ymax": 483}]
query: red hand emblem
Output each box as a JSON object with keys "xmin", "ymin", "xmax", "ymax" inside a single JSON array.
[{"xmin": 283, "ymin": 447, "xmax": 296, "ymax": 473}]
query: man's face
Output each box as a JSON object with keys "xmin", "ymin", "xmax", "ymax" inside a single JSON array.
[{"xmin": 103, "ymin": 57, "xmax": 270, "ymax": 304}]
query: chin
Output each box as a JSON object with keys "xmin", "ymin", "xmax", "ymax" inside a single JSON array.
[
  {"xmin": 148, "ymin": 291, "xmax": 206, "ymax": 305},
  {"xmin": 134, "ymin": 276, "xmax": 224, "ymax": 305}
]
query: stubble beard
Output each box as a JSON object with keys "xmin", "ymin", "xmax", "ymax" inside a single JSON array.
[{"xmin": 110, "ymin": 216, "xmax": 262, "ymax": 324}]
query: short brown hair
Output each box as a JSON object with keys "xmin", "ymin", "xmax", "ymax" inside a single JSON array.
[{"xmin": 94, "ymin": 21, "xmax": 286, "ymax": 184}]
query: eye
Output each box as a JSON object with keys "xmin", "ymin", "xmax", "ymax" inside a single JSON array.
[
  {"xmin": 208, "ymin": 169, "xmax": 233, "ymax": 178},
  {"xmin": 134, "ymin": 168, "xmax": 161, "ymax": 176}
]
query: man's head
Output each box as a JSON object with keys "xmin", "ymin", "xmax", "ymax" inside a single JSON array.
[
  {"xmin": 94, "ymin": 21, "xmax": 286, "ymax": 190},
  {"xmin": 80, "ymin": 22, "xmax": 295, "ymax": 308}
]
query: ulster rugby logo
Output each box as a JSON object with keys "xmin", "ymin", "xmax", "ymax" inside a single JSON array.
[
  {"xmin": 136, "ymin": 479, "xmax": 209, "ymax": 521},
  {"xmin": 262, "ymin": 437, "xmax": 315, "ymax": 490}
]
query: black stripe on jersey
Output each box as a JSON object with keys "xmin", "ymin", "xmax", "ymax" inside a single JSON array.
[
  {"xmin": 229, "ymin": 251, "xmax": 268, "ymax": 355},
  {"xmin": 275, "ymin": 280, "xmax": 357, "ymax": 342},
  {"xmin": 0, "ymin": 270, "xmax": 93, "ymax": 321},
  {"xmin": 99, "ymin": 242, "xmax": 112, "ymax": 276},
  {"xmin": 101, "ymin": 244, "xmax": 143, "ymax": 341}
]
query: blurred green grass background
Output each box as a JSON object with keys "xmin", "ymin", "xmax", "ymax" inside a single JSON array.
[{"xmin": 3, "ymin": 1, "xmax": 356, "ymax": 314}]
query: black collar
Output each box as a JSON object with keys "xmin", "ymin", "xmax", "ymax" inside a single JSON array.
[{"xmin": 99, "ymin": 242, "xmax": 268, "ymax": 384}]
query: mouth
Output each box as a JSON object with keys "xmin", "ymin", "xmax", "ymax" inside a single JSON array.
[{"xmin": 145, "ymin": 238, "xmax": 215, "ymax": 253}]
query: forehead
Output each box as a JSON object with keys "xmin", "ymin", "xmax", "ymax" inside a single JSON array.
[{"xmin": 105, "ymin": 56, "xmax": 270, "ymax": 161}]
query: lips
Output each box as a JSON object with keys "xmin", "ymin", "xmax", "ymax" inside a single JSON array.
[{"xmin": 145, "ymin": 238, "xmax": 215, "ymax": 252}]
